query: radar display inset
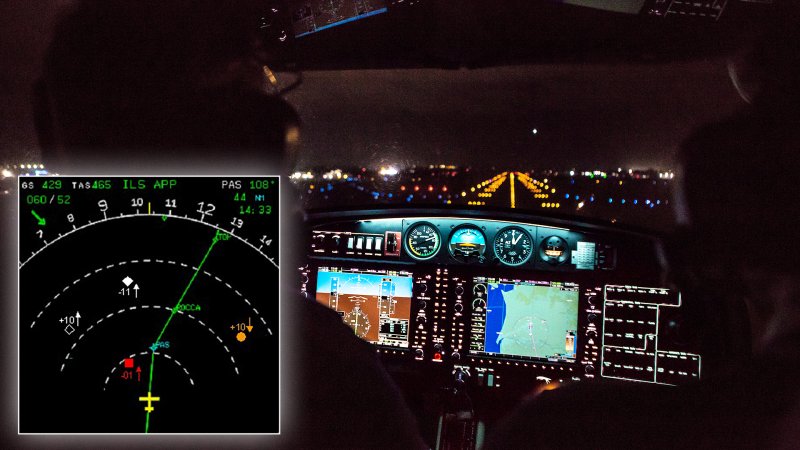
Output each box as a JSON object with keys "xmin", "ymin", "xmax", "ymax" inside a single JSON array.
[{"xmin": 18, "ymin": 176, "xmax": 279, "ymax": 434}]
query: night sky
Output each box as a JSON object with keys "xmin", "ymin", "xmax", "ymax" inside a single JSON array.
[{"xmin": 286, "ymin": 63, "xmax": 744, "ymax": 171}]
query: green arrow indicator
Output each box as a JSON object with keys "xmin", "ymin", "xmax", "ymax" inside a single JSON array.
[
  {"xmin": 30, "ymin": 210, "xmax": 46, "ymax": 226},
  {"xmin": 161, "ymin": 215, "xmax": 168, "ymax": 222}
]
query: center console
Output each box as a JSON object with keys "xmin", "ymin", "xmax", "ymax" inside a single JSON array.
[{"xmin": 300, "ymin": 210, "xmax": 703, "ymax": 446}]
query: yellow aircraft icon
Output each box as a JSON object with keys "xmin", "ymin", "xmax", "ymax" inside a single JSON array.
[{"xmin": 139, "ymin": 391, "xmax": 160, "ymax": 413}]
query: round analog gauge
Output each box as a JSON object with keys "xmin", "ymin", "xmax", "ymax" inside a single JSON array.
[
  {"xmin": 344, "ymin": 307, "xmax": 371, "ymax": 339},
  {"xmin": 493, "ymin": 226, "xmax": 533, "ymax": 266},
  {"xmin": 539, "ymin": 235, "xmax": 570, "ymax": 265},
  {"xmin": 405, "ymin": 223, "xmax": 441, "ymax": 260},
  {"xmin": 448, "ymin": 226, "xmax": 486, "ymax": 257}
]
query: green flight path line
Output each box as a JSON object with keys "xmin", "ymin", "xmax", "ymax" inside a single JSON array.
[{"xmin": 144, "ymin": 231, "xmax": 223, "ymax": 433}]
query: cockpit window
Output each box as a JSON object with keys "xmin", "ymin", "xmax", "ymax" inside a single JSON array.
[{"xmin": 285, "ymin": 63, "xmax": 742, "ymax": 232}]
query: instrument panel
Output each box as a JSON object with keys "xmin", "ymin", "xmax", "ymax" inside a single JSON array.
[
  {"xmin": 308, "ymin": 216, "xmax": 617, "ymax": 271},
  {"xmin": 301, "ymin": 210, "xmax": 702, "ymax": 430}
]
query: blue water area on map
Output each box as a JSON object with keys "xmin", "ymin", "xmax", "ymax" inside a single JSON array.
[{"xmin": 484, "ymin": 283, "xmax": 514, "ymax": 353}]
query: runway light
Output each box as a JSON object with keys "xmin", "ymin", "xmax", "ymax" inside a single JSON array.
[
  {"xmin": 532, "ymin": 128, "xmax": 538, "ymax": 135},
  {"xmin": 379, "ymin": 166, "xmax": 399, "ymax": 176},
  {"xmin": 1, "ymin": 169, "xmax": 13, "ymax": 178}
]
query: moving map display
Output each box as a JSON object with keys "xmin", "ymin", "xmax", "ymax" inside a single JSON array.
[
  {"xmin": 470, "ymin": 278, "xmax": 579, "ymax": 362},
  {"xmin": 315, "ymin": 267, "xmax": 412, "ymax": 347}
]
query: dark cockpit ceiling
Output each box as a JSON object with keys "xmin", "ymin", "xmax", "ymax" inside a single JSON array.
[{"xmin": 267, "ymin": 0, "xmax": 774, "ymax": 72}]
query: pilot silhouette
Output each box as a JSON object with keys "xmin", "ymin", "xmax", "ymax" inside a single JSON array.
[
  {"xmin": 485, "ymin": 3, "xmax": 800, "ymax": 449},
  {"xmin": 31, "ymin": 0, "xmax": 425, "ymax": 448}
]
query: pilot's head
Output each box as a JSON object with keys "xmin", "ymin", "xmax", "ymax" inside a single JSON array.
[
  {"xmin": 727, "ymin": 2, "xmax": 800, "ymax": 111},
  {"xmin": 34, "ymin": 0, "xmax": 299, "ymax": 174},
  {"xmin": 673, "ymin": 2, "xmax": 800, "ymax": 357},
  {"xmin": 676, "ymin": 2, "xmax": 800, "ymax": 269}
]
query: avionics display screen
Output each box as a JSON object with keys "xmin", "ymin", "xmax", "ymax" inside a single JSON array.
[
  {"xmin": 290, "ymin": 0, "xmax": 388, "ymax": 38},
  {"xmin": 470, "ymin": 277, "xmax": 579, "ymax": 362},
  {"xmin": 315, "ymin": 267, "xmax": 412, "ymax": 347}
]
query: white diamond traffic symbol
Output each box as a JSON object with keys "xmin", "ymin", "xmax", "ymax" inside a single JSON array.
[
  {"xmin": 122, "ymin": 276, "xmax": 133, "ymax": 287},
  {"xmin": 64, "ymin": 324, "xmax": 75, "ymax": 335}
]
